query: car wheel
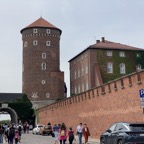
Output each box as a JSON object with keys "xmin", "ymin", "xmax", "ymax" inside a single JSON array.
[
  {"xmin": 100, "ymin": 137, "xmax": 105, "ymax": 144},
  {"xmin": 117, "ymin": 140, "xmax": 123, "ymax": 144}
]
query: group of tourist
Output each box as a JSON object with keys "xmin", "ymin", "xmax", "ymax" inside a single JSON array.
[
  {"xmin": 51, "ymin": 122, "xmax": 90, "ymax": 144},
  {"xmin": 0, "ymin": 122, "xmax": 23, "ymax": 144}
]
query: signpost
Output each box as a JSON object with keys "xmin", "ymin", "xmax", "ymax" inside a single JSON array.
[{"xmin": 139, "ymin": 89, "xmax": 144, "ymax": 107}]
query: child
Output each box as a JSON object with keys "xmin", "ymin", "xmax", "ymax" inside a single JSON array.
[{"xmin": 14, "ymin": 130, "xmax": 20, "ymax": 144}]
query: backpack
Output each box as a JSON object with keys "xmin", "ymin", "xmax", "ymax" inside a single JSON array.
[
  {"xmin": 8, "ymin": 128, "xmax": 15, "ymax": 137},
  {"xmin": 69, "ymin": 131, "xmax": 74, "ymax": 140},
  {"xmin": 60, "ymin": 130, "xmax": 65, "ymax": 136}
]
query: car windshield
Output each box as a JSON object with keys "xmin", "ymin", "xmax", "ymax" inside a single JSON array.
[{"xmin": 129, "ymin": 124, "xmax": 144, "ymax": 131}]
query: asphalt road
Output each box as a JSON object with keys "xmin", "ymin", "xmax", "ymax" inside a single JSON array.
[{"xmin": 18, "ymin": 131, "xmax": 99, "ymax": 144}]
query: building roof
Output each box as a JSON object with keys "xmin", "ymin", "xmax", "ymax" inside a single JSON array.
[
  {"xmin": 0, "ymin": 93, "xmax": 23, "ymax": 102},
  {"xmin": 69, "ymin": 37, "xmax": 144, "ymax": 62},
  {"xmin": 20, "ymin": 17, "xmax": 62, "ymax": 34}
]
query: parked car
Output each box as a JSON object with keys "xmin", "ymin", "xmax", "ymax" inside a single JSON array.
[
  {"xmin": 100, "ymin": 122, "xmax": 144, "ymax": 144},
  {"xmin": 32, "ymin": 124, "xmax": 44, "ymax": 134},
  {"xmin": 40, "ymin": 125, "xmax": 53, "ymax": 135}
]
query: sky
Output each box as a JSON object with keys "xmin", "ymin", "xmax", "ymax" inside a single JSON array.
[{"xmin": 0, "ymin": 0, "xmax": 144, "ymax": 97}]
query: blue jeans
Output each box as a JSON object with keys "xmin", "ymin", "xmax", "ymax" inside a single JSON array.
[{"xmin": 78, "ymin": 132, "xmax": 82, "ymax": 144}]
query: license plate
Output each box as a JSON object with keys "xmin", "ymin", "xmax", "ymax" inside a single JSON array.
[{"xmin": 140, "ymin": 134, "xmax": 144, "ymax": 136}]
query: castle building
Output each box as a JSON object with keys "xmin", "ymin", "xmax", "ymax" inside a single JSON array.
[
  {"xmin": 69, "ymin": 37, "xmax": 144, "ymax": 96},
  {"xmin": 20, "ymin": 17, "xmax": 64, "ymax": 108}
]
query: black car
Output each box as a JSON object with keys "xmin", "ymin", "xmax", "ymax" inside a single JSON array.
[{"xmin": 100, "ymin": 122, "xmax": 144, "ymax": 144}]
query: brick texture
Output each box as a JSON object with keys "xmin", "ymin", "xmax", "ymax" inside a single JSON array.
[{"xmin": 21, "ymin": 27, "xmax": 64, "ymax": 105}]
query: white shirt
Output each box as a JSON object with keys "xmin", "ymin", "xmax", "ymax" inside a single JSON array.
[{"xmin": 77, "ymin": 125, "xmax": 83, "ymax": 133}]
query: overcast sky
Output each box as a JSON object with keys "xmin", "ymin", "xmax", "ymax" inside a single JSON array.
[{"xmin": 0, "ymin": 0, "xmax": 144, "ymax": 96}]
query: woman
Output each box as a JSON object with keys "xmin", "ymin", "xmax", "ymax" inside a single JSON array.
[
  {"xmin": 82, "ymin": 124, "xmax": 90, "ymax": 144},
  {"xmin": 68, "ymin": 127, "xmax": 75, "ymax": 144},
  {"xmin": 59, "ymin": 123, "xmax": 67, "ymax": 144}
]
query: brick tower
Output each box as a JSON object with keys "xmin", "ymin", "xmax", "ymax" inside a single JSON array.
[{"xmin": 20, "ymin": 17, "xmax": 64, "ymax": 109}]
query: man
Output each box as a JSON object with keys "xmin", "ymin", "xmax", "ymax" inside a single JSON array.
[{"xmin": 76, "ymin": 123, "xmax": 83, "ymax": 144}]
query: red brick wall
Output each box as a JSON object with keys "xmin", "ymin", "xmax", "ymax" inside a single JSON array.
[{"xmin": 37, "ymin": 70, "xmax": 144, "ymax": 139}]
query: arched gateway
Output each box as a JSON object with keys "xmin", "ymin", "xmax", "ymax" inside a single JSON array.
[
  {"xmin": 0, "ymin": 93, "xmax": 33, "ymax": 125},
  {"xmin": 0, "ymin": 107, "xmax": 18, "ymax": 123}
]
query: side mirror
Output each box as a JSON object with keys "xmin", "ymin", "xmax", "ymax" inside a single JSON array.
[{"xmin": 106, "ymin": 129, "xmax": 112, "ymax": 133}]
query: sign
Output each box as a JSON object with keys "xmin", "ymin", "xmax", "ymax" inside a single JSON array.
[
  {"xmin": 2, "ymin": 104, "xmax": 8, "ymax": 108},
  {"xmin": 139, "ymin": 89, "xmax": 144, "ymax": 107}
]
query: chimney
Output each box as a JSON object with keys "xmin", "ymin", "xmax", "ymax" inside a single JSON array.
[
  {"xmin": 101, "ymin": 37, "xmax": 105, "ymax": 42},
  {"xmin": 96, "ymin": 40, "xmax": 100, "ymax": 43}
]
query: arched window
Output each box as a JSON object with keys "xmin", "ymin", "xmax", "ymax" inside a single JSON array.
[
  {"xmin": 24, "ymin": 42, "xmax": 27, "ymax": 47},
  {"xmin": 46, "ymin": 41, "xmax": 50, "ymax": 46},
  {"xmin": 41, "ymin": 62, "xmax": 46, "ymax": 70},
  {"xmin": 41, "ymin": 80, "xmax": 46, "ymax": 84},
  {"xmin": 33, "ymin": 40, "xmax": 38, "ymax": 46},
  {"xmin": 46, "ymin": 29, "xmax": 51, "ymax": 34},
  {"xmin": 42, "ymin": 53, "xmax": 46, "ymax": 59}
]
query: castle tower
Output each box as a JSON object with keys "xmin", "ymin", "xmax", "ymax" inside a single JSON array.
[{"xmin": 20, "ymin": 17, "xmax": 64, "ymax": 108}]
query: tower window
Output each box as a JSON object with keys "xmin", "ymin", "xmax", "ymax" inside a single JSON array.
[
  {"xmin": 46, "ymin": 29, "xmax": 51, "ymax": 34},
  {"xmin": 120, "ymin": 63, "xmax": 126, "ymax": 74},
  {"xmin": 33, "ymin": 40, "xmax": 38, "ymax": 46},
  {"xmin": 46, "ymin": 41, "xmax": 51, "ymax": 46},
  {"xmin": 33, "ymin": 29, "xmax": 38, "ymax": 33},
  {"xmin": 41, "ymin": 62, "xmax": 46, "ymax": 70},
  {"xmin": 24, "ymin": 42, "xmax": 28, "ymax": 47},
  {"xmin": 107, "ymin": 62, "xmax": 113, "ymax": 73},
  {"xmin": 41, "ymin": 80, "xmax": 46, "ymax": 84},
  {"xmin": 42, "ymin": 53, "xmax": 46, "ymax": 59}
]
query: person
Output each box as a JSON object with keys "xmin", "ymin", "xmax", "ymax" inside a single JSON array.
[
  {"xmin": 23, "ymin": 123, "xmax": 26, "ymax": 134},
  {"xmin": 8, "ymin": 125, "xmax": 15, "ymax": 144},
  {"xmin": 47, "ymin": 122, "xmax": 52, "ymax": 136},
  {"xmin": 14, "ymin": 129, "xmax": 20, "ymax": 144},
  {"xmin": 4, "ymin": 125, "xmax": 10, "ymax": 143},
  {"xmin": 76, "ymin": 123, "xmax": 83, "ymax": 144},
  {"xmin": 59, "ymin": 123, "xmax": 67, "ymax": 144},
  {"xmin": 82, "ymin": 124, "xmax": 90, "ymax": 144},
  {"xmin": 53, "ymin": 124, "xmax": 59, "ymax": 144},
  {"xmin": 0, "ymin": 124, "xmax": 4, "ymax": 144},
  {"xmin": 18, "ymin": 124, "xmax": 22, "ymax": 142},
  {"xmin": 68, "ymin": 127, "xmax": 75, "ymax": 144},
  {"xmin": 26, "ymin": 123, "xmax": 29, "ymax": 133}
]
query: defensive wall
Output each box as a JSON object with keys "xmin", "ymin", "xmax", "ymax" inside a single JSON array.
[{"xmin": 37, "ymin": 70, "xmax": 144, "ymax": 138}]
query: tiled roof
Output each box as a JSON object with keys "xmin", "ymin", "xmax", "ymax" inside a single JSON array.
[
  {"xmin": 89, "ymin": 40, "xmax": 143, "ymax": 51},
  {"xmin": 0, "ymin": 93, "xmax": 23, "ymax": 102},
  {"xmin": 21, "ymin": 17, "xmax": 61, "ymax": 34},
  {"xmin": 69, "ymin": 37, "xmax": 144, "ymax": 62}
]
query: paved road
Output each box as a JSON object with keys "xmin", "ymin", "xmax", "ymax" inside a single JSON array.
[{"xmin": 18, "ymin": 131, "xmax": 99, "ymax": 144}]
